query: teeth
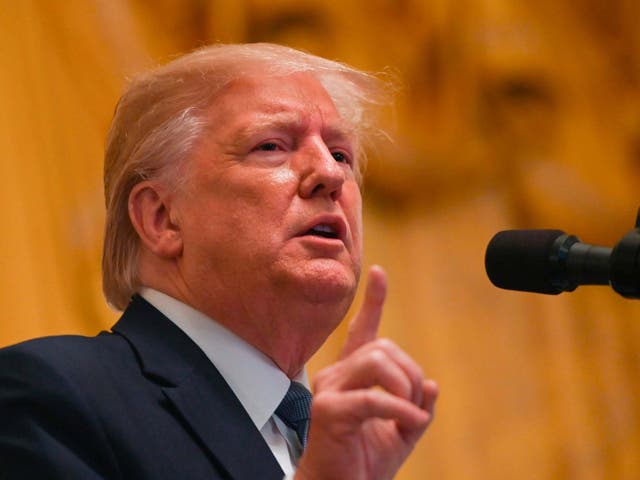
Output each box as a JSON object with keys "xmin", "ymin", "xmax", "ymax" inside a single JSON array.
[{"xmin": 307, "ymin": 223, "xmax": 339, "ymax": 239}]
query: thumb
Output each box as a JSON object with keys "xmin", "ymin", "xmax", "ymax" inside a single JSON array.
[{"xmin": 339, "ymin": 265, "xmax": 387, "ymax": 359}]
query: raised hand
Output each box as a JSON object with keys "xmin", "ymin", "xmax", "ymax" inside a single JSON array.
[{"xmin": 295, "ymin": 266, "xmax": 438, "ymax": 480}]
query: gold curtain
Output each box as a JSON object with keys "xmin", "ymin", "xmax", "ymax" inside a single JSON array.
[{"xmin": 2, "ymin": 1, "xmax": 640, "ymax": 478}]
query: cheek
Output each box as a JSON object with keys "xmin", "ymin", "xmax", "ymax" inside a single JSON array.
[
  {"xmin": 213, "ymin": 184, "xmax": 294, "ymax": 251},
  {"xmin": 344, "ymin": 186, "xmax": 363, "ymax": 250},
  {"xmin": 269, "ymin": 167, "xmax": 298, "ymax": 186},
  {"xmin": 352, "ymin": 210, "xmax": 363, "ymax": 248}
]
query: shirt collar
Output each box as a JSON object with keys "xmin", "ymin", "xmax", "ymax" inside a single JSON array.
[{"xmin": 138, "ymin": 288, "xmax": 308, "ymax": 431}]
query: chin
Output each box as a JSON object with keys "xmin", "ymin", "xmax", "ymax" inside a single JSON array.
[{"xmin": 293, "ymin": 259, "xmax": 360, "ymax": 306}]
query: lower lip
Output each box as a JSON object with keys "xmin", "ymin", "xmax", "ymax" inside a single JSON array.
[{"xmin": 297, "ymin": 235, "xmax": 345, "ymax": 251}]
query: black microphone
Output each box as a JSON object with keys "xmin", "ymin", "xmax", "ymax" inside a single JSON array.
[
  {"xmin": 485, "ymin": 230, "xmax": 612, "ymax": 295},
  {"xmin": 485, "ymin": 218, "xmax": 640, "ymax": 298}
]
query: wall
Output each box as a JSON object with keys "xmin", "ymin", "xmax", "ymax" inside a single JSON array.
[{"xmin": 1, "ymin": 1, "xmax": 639, "ymax": 478}]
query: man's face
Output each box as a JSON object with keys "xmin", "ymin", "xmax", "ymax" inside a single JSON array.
[{"xmin": 172, "ymin": 72, "xmax": 363, "ymax": 319}]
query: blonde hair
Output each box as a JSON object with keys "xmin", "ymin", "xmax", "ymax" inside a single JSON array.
[{"xmin": 102, "ymin": 43, "xmax": 392, "ymax": 310}]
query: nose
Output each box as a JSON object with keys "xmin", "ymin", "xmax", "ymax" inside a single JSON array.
[{"xmin": 298, "ymin": 139, "xmax": 345, "ymax": 200}]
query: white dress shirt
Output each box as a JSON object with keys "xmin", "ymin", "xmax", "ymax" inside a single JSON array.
[{"xmin": 139, "ymin": 288, "xmax": 307, "ymax": 477}]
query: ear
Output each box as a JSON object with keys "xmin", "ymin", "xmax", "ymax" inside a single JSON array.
[{"xmin": 128, "ymin": 181, "xmax": 183, "ymax": 258}]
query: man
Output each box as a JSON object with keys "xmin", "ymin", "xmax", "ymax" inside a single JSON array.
[{"xmin": 0, "ymin": 43, "xmax": 438, "ymax": 479}]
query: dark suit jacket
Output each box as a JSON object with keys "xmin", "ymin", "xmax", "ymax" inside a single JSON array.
[{"xmin": 0, "ymin": 296, "xmax": 285, "ymax": 479}]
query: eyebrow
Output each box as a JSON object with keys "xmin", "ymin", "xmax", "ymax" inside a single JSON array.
[{"xmin": 232, "ymin": 111, "xmax": 357, "ymax": 148}]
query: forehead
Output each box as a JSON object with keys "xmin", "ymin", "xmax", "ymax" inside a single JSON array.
[{"xmin": 206, "ymin": 72, "xmax": 356, "ymax": 139}]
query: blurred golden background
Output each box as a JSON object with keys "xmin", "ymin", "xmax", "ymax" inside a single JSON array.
[{"xmin": 1, "ymin": 1, "xmax": 640, "ymax": 478}]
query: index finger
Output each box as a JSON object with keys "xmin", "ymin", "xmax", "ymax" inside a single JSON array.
[{"xmin": 339, "ymin": 265, "xmax": 387, "ymax": 359}]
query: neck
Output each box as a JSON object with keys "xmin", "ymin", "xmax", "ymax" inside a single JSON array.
[
  {"xmin": 139, "ymin": 271, "xmax": 352, "ymax": 379},
  {"xmin": 137, "ymin": 253, "xmax": 357, "ymax": 377},
  {"xmin": 190, "ymin": 292, "xmax": 351, "ymax": 378}
]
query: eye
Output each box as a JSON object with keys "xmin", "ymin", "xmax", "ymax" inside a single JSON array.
[
  {"xmin": 331, "ymin": 151, "xmax": 351, "ymax": 165},
  {"xmin": 254, "ymin": 142, "xmax": 280, "ymax": 152}
]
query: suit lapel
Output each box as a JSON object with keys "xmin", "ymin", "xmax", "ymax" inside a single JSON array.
[
  {"xmin": 163, "ymin": 366, "xmax": 284, "ymax": 479},
  {"xmin": 112, "ymin": 296, "xmax": 284, "ymax": 480}
]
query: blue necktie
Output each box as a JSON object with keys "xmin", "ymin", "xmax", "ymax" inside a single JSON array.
[{"xmin": 275, "ymin": 381, "xmax": 312, "ymax": 449}]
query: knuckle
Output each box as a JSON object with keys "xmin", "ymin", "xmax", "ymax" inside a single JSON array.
[
  {"xmin": 361, "ymin": 389, "xmax": 383, "ymax": 410},
  {"xmin": 365, "ymin": 349, "xmax": 389, "ymax": 369},
  {"xmin": 375, "ymin": 337, "xmax": 396, "ymax": 350}
]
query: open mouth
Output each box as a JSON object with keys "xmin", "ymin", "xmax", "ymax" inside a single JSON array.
[{"xmin": 304, "ymin": 224, "xmax": 340, "ymax": 240}]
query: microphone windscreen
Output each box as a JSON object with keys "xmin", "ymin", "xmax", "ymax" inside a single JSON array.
[{"xmin": 485, "ymin": 229, "xmax": 565, "ymax": 294}]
